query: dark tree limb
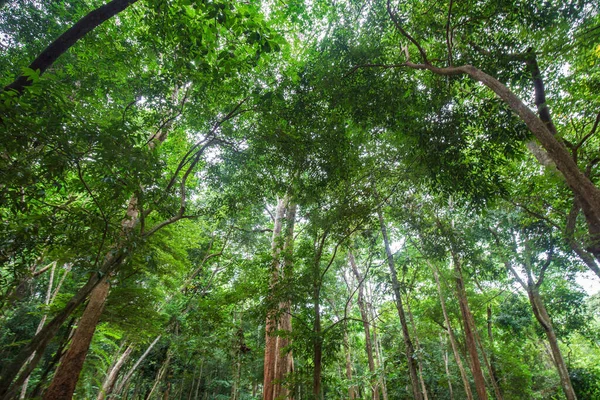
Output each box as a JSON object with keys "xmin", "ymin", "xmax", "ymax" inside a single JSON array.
[{"xmin": 4, "ymin": 0, "xmax": 139, "ymax": 94}]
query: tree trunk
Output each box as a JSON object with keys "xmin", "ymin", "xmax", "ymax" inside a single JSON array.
[
  {"xmin": 146, "ymin": 351, "xmax": 172, "ymax": 400},
  {"xmin": 115, "ymin": 335, "xmax": 162, "ymax": 396},
  {"xmin": 450, "ymin": 253, "xmax": 488, "ymax": 400},
  {"xmin": 406, "ymin": 297, "xmax": 429, "ymax": 400},
  {"xmin": 5, "ymin": 0, "xmax": 139, "ymax": 94},
  {"xmin": 263, "ymin": 197, "xmax": 286, "ymax": 400},
  {"xmin": 343, "ymin": 325, "xmax": 355, "ymax": 400},
  {"xmin": 43, "ymin": 278, "xmax": 111, "ymax": 400},
  {"xmin": 377, "ymin": 209, "xmax": 423, "ymax": 400},
  {"xmin": 430, "ymin": 264, "xmax": 473, "ymax": 400},
  {"xmin": 97, "ymin": 344, "xmax": 133, "ymax": 400},
  {"xmin": 348, "ymin": 251, "xmax": 379, "ymax": 400},
  {"xmin": 528, "ymin": 288, "xmax": 577, "ymax": 400},
  {"xmin": 441, "ymin": 334, "xmax": 454, "ymax": 400},
  {"xmin": 0, "ymin": 248, "xmax": 124, "ymax": 400},
  {"xmin": 313, "ymin": 294, "xmax": 322, "ymax": 400},
  {"xmin": 19, "ymin": 262, "xmax": 56, "ymax": 399},
  {"xmin": 274, "ymin": 200, "xmax": 297, "ymax": 400}
]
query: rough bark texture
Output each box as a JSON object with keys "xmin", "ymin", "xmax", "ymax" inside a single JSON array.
[
  {"xmin": 0, "ymin": 250, "xmax": 122, "ymax": 400},
  {"xmin": 43, "ymin": 278, "xmax": 111, "ymax": 400},
  {"xmin": 5, "ymin": 0, "xmax": 139, "ymax": 94},
  {"xmin": 273, "ymin": 200, "xmax": 297, "ymax": 400},
  {"xmin": 264, "ymin": 196, "xmax": 297, "ymax": 400},
  {"xmin": 377, "ymin": 210, "xmax": 423, "ymax": 400},
  {"xmin": 348, "ymin": 251, "xmax": 379, "ymax": 400}
]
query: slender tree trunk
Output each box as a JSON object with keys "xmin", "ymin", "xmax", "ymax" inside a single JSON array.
[
  {"xmin": 343, "ymin": 325, "xmax": 355, "ymax": 400},
  {"xmin": 194, "ymin": 360, "xmax": 203, "ymax": 400},
  {"xmin": 450, "ymin": 254, "xmax": 488, "ymax": 400},
  {"xmin": 146, "ymin": 351, "xmax": 172, "ymax": 400},
  {"xmin": 19, "ymin": 262, "xmax": 56, "ymax": 399},
  {"xmin": 5, "ymin": 0, "xmax": 139, "ymax": 94},
  {"xmin": 428, "ymin": 261, "xmax": 473, "ymax": 400},
  {"xmin": 97, "ymin": 344, "xmax": 133, "ymax": 400},
  {"xmin": 406, "ymin": 297, "xmax": 429, "ymax": 400},
  {"xmin": 441, "ymin": 334, "xmax": 455, "ymax": 400},
  {"xmin": 313, "ymin": 293, "xmax": 323, "ymax": 400},
  {"xmin": 115, "ymin": 335, "xmax": 162, "ymax": 396},
  {"xmin": 365, "ymin": 283, "xmax": 389, "ymax": 400},
  {"xmin": 474, "ymin": 323, "xmax": 503, "ymax": 400},
  {"xmin": 371, "ymin": 315, "xmax": 388, "ymax": 400},
  {"xmin": 528, "ymin": 288, "xmax": 577, "ymax": 400},
  {"xmin": 348, "ymin": 251, "xmax": 379, "ymax": 400},
  {"xmin": 377, "ymin": 209, "xmax": 423, "ymax": 400},
  {"xmin": 43, "ymin": 278, "xmax": 111, "ymax": 400}
]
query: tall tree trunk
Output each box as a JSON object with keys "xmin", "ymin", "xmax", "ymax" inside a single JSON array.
[
  {"xmin": 19, "ymin": 262, "xmax": 56, "ymax": 399},
  {"xmin": 430, "ymin": 264, "xmax": 473, "ymax": 400},
  {"xmin": 97, "ymin": 344, "xmax": 133, "ymax": 400},
  {"xmin": 406, "ymin": 297, "xmax": 429, "ymax": 400},
  {"xmin": 473, "ymin": 322, "xmax": 503, "ymax": 400},
  {"xmin": 146, "ymin": 351, "xmax": 172, "ymax": 400},
  {"xmin": 365, "ymin": 283, "xmax": 389, "ymax": 400},
  {"xmin": 343, "ymin": 325, "xmax": 355, "ymax": 400},
  {"xmin": 29, "ymin": 317, "xmax": 76, "ymax": 399},
  {"xmin": 274, "ymin": 200, "xmax": 297, "ymax": 400},
  {"xmin": 528, "ymin": 288, "xmax": 577, "ymax": 400},
  {"xmin": 377, "ymin": 209, "xmax": 423, "ymax": 400},
  {"xmin": 441, "ymin": 334, "xmax": 454, "ymax": 400},
  {"xmin": 263, "ymin": 197, "xmax": 286, "ymax": 400},
  {"xmin": 348, "ymin": 251, "xmax": 379, "ymax": 400},
  {"xmin": 43, "ymin": 278, "xmax": 111, "ymax": 400},
  {"xmin": 313, "ymin": 293, "xmax": 323, "ymax": 400},
  {"xmin": 115, "ymin": 335, "xmax": 162, "ymax": 396},
  {"xmin": 0, "ymin": 248, "xmax": 125, "ymax": 400},
  {"xmin": 5, "ymin": 0, "xmax": 139, "ymax": 94},
  {"xmin": 449, "ymin": 252, "xmax": 488, "ymax": 400}
]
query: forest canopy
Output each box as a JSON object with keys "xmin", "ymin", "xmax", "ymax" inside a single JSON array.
[{"xmin": 0, "ymin": 0, "xmax": 599, "ymax": 399}]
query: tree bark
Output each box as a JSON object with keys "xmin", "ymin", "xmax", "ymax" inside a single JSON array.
[
  {"xmin": 430, "ymin": 264, "xmax": 473, "ymax": 400},
  {"xmin": 115, "ymin": 335, "xmax": 162, "ymax": 396},
  {"xmin": 441, "ymin": 334, "xmax": 455, "ymax": 400},
  {"xmin": 401, "ymin": 61, "xmax": 600, "ymax": 251},
  {"xmin": 97, "ymin": 344, "xmax": 133, "ymax": 400},
  {"xmin": 377, "ymin": 209, "xmax": 423, "ymax": 400},
  {"xmin": 528, "ymin": 288, "xmax": 577, "ymax": 400},
  {"xmin": 406, "ymin": 297, "xmax": 429, "ymax": 400},
  {"xmin": 343, "ymin": 324, "xmax": 355, "ymax": 400},
  {"xmin": 0, "ymin": 249, "xmax": 124, "ymax": 400},
  {"xmin": 5, "ymin": 0, "xmax": 139, "ymax": 94},
  {"xmin": 145, "ymin": 350, "xmax": 172, "ymax": 400},
  {"xmin": 449, "ymin": 252, "xmax": 488, "ymax": 400},
  {"xmin": 43, "ymin": 278, "xmax": 111, "ymax": 400},
  {"xmin": 19, "ymin": 262, "xmax": 56, "ymax": 399},
  {"xmin": 263, "ymin": 197, "xmax": 286, "ymax": 400},
  {"xmin": 274, "ymin": 199, "xmax": 297, "ymax": 400},
  {"xmin": 348, "ymin": 251, "xmax": 379, "ymax": 400}
]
